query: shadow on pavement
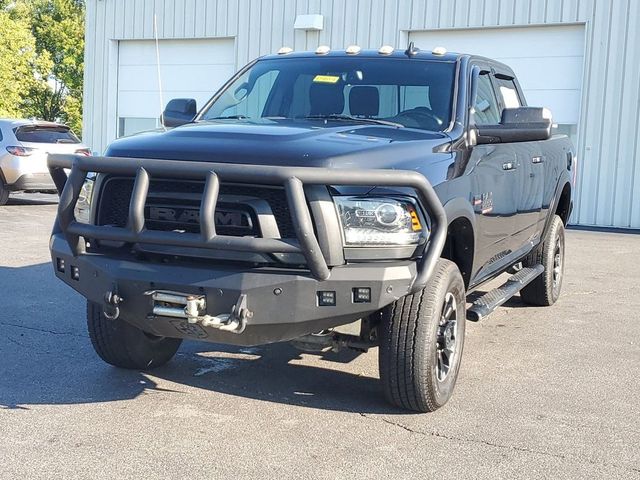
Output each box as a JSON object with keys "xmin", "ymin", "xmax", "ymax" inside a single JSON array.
[{"xmin": 0, "ymin": 262, "xmax": 405, "ymax": 415}]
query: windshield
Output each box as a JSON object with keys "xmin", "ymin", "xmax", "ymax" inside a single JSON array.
[{"xmin": 199, "ymin": 57, "xmax": 456, "ymax": 131}]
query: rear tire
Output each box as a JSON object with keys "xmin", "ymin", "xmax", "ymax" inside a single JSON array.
[
  {"xmin": 87, "ymin": 301, "xmax": 182, "ymax": 369},
  {"xmin": 0, "ymin": 180, "xmax": 9, "ymax": 205},
  {"xmin": 379, "ymin": 259, "xmax": 466, "ymax": 412},
  {"xmin": 521, "ymin": 215, "xmax": 565, "ymax": 306}
]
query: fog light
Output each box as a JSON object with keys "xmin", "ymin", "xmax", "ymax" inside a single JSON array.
[
  {"xmin": 56, "ymin": 257, "xmax": 65, "ymax": 273},
  {"xmin": 71, "ymin": 266, "xmax": 80, "ymax": 281},
  {"xmin": 317, "ymin": 291, "xmax": 336, "ymax": 306},
  {"xmin": 352, "ymin": 287, "xmax": 371, "ymax": 303}
]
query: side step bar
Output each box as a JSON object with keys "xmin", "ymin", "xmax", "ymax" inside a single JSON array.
[{"xmin": 467, "ymin": 265, "xmax": 544, "ymax": 322}]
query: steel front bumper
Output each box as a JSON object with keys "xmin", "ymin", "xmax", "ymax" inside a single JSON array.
[
  {"xmin": 47, "ymin": 153, "xmax": 447, "ymax": 346},
  {"xmin": 51, "ymin": 234, "xmax": 417, "ymax": 345}
]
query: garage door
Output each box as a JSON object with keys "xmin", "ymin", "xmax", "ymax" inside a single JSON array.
[
  {"xmin": 117, "ymin": 38, "xmax": 235, "ymax": 137},
  {"xmin": 409, "ymin": 25, "xmax": 585, "ymax": 143}
]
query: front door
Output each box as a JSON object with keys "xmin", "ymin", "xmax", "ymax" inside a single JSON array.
[
  {"xmin": 468, "ymin": 68, "xmax": 520, "ymax": 278},
  {"xmin": 493, "ymin": 74, "xmax": 545, "ymax": 251}
]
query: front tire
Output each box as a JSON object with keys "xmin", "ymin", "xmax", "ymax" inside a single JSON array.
[
  {"xmin": 87, "ymin": 301, "xmax": 182, "ymax": 369},
  {"xmin": 379, "ymin": 259, "xmax": 466, "ymax": 412},
  {"xmin": 521, "ymin": 215, "xmax": 565, "ymax": 306}
]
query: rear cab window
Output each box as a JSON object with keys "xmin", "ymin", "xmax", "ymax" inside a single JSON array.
[
  {"xmin": 495, "ymin": 75, "xmax": 523, "ymax": 109},
  {"xmin": 14, "ymin": 125, "xmax": 80, "ymax": 144}
]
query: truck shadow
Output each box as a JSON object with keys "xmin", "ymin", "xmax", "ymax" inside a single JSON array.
[
  {"xmin": 0, "ymin": 262, "xmax": 406, "ymax": 415},
  {"xmin": 151, "ymin": 342, "xmax": 402, "ymax": 414}
]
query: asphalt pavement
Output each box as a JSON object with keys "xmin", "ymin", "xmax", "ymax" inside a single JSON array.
[{"xmin": 0, "ymin": 193, "xmax": 639, "ymax": 479}]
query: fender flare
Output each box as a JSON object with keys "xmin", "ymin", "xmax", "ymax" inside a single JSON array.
[
  {"xmin": 442, "ymin": 196, "xmax": 477, "ymax": 235},
  {"xmin": 543, "ymin": 172, "xmax": 572, "ymax": 239},
  {"xmin": 440, "ymin": 197, "xmax": 477, "ymax": 285}
]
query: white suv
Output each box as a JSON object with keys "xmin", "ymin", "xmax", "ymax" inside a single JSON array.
[{"xmin": 0, "ymin": 119, "xmax": 90, "ymax": 205}]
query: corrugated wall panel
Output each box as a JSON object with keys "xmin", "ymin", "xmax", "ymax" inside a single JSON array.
[
  {"xmin": 575, "ymin": 0, "xmax": 610, "ymax": 225},
  {"xmin": 90, "ymin": 0, "xmax": 105, "ymax": 152},
  {"xmin": 83, "ymin": 0, "xmax": 640, "ymax": 228},
  {"xmin": 593, "ymin": 0, "xmax": 628, "ymax": 227},
  {"xmin": 612, "ymin": 0, "xmax": 639, "ymax": 227},
  {"xmin": 82, "ymin": 0, "xmax": 95, "ymax": 149},
  {"xmin": 620, "ymin": 0, "xmax": 640, "ymax": 228}
]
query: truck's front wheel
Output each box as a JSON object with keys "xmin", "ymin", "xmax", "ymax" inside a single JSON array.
[
  {"xmin": 379, "ymin": 259, "xmax": 466, "ymax": 412},
  {"xmin": 87, "ymin": 301, "xmax": 182, "ymax": 369}
]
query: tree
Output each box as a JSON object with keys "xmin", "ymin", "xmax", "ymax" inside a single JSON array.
[
  {"xmin": 0, "ymin": 0, "xmax": 85, "ymax": 134},
  {"xmin": 27, "ymin": 0, "xmax": 85, "ymax": 134},
  {"xmin": 0, "ymin": 6, "xmax": 43, "ymax": 118}
]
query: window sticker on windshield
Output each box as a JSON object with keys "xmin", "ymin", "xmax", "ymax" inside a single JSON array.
[{"xmin": 313, "ymin": 74, "xmax": 340, "ymax": 84}]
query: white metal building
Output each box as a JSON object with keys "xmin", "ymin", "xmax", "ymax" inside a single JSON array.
[{"xmin": 83, "ymin": 0, "xmax": 640, "ymax": 228}]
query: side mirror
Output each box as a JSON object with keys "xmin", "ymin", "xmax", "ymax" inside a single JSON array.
[
  {"xmin": 476, "ymin": 107, "xmax": 552, "ymax": 144},
  {"xmin": 161, "ymin": 98, "xmax": 197, "ymax": 128}
]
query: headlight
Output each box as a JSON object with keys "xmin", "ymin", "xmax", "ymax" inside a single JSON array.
[
  {"xmin": 333, "ymin": 196, "xmax": 427, "ymax": 246},
  {"xmin": 74, "ymin": 173, "xmax": 96, "ymax": 224}
]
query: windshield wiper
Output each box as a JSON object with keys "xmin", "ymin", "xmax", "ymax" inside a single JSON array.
[
  {"xmin": 209, "ymin": 115, "xmax": 251, "ymax": 120},
  {"xmin": 304, "ymin": 114, "xmax": 404, "ymax": 128}
]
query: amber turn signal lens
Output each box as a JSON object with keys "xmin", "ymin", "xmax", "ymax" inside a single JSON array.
[{"xmin": 410, "ymin": 210, "xmax": 422, "ymax": 232}]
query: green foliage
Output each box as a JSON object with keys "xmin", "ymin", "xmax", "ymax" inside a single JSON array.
[
  {"xmin": 0, "ymin": 0, "xmax": 85, "ymax": 135},
  {"xmin": 0, "ymin": 8, "xmax": 41, "ymax": 117},
  {"xmin": 31, "ymin": 0, "xmax": 85, "ymax": 93}
]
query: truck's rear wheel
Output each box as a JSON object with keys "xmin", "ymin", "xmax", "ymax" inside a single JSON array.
[
  {"xmin": 521, "ymin": 215, "xmax": 565, "ymax": 306},
  {"xmin": 379, "ymin": 259, "xmax": 466, "ymax": 412},
  {"xmin": 87, "ymin": 301, "xmax": 182, "ymax": 369}
]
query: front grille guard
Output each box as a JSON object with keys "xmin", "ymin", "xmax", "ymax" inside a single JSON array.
[{"xmin": 48, "ymin": 154, "xmax": 447, "ymax": 293}]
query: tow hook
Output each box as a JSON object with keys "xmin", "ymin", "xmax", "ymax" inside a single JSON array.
[
  {"xmin": 145, "ymin": 290, "xmax": 250, "ymax": 334},
  {"xmin": 103, "ymin": 289, "xmax": 123, "ymax": 320}
]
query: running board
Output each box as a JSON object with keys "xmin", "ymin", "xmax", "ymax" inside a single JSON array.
[{"xmin": 467, "ymin": 265, "xmax": 544, "ymax": 322}]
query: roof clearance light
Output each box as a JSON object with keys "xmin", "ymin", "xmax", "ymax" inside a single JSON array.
[
  {"xmin": 345, "ymin": 45, "xmax": 361, "ymax": 55},
  {"xmin": 316, "ymin": 45, "xmax": 331, "ymax": 55},
  {"xmin": 277, "ymin": 46, "xmax": 293, "ymax": 55},
  {"xmin": 432, "ymin": 46, "xmax": 447, "ymax": 56},
  {"xmin": 378, "ymin": 45, "xmax": 394, "ymax": 55}
]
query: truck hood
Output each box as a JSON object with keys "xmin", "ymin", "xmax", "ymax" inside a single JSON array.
[{"xmin": 105, "ymin": 121, "xmax": 452, "ymax": 171}]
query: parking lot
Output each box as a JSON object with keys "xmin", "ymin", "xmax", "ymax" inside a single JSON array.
[{"xmin": 0, "ymin": 194, "xmax": 638, "ymax": 479}]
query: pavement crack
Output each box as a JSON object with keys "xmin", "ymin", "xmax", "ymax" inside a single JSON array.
[
  {"xmin": 0, "ymin": 321, "xmax": 87, "ymax": 338},
  {"xmin": 5, "ymin": 335, "xmax": 79, "ymax": 359},
  {"xmin": 358, "ymin": 413, "xmax": 640, "ymax": 474}
]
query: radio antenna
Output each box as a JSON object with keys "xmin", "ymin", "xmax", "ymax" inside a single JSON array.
[{"xmin": 153, "ymin": 13, "xmax": 167, "ymax": 131}]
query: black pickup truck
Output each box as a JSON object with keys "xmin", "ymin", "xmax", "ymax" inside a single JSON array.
[{"xmin": 48, "ymin": 45, "xmax": 575, "ymax": 412}]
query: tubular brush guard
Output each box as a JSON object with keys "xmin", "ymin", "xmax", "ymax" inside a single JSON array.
[{"xmin": 48, "ymin": 153, "xmax": 447, "ymax": 293}]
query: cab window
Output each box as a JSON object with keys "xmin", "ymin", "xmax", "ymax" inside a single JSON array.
[
  {"xmin": 496, "ymin": 77, "xmax": 522, "ymax": 109},
  {"xmin": 218, "ymin": 70, "xmax": 280, "ymax": 118},
  {"xmin": 473, "ymin": 72, "xmax": 501, "ymax": 125}
]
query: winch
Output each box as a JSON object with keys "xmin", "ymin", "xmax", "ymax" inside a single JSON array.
[{"xmin": 145, "ymin": 290, "xmax": 250, "ymax": 333}]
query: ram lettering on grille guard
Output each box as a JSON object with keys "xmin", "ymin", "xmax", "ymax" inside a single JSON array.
[{"xmin": 48, "ymin": 154, "xmax": 447, "ymax": 293}]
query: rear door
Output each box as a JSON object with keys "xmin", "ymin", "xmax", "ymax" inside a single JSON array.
[{"xmin": 467, "ymin": 64, "xmax": 520, "ymax": 276}]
